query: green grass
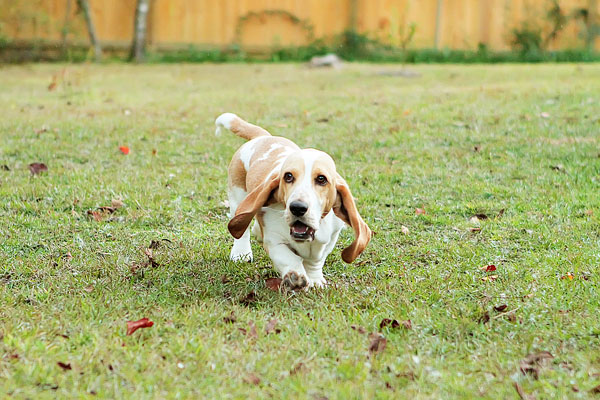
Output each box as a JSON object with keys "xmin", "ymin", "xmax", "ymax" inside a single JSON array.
[{"xmin": 1, "ymin": 63, "xmax": 599, "ymax": 399}]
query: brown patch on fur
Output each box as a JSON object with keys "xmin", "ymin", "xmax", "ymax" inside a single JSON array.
[{"xmin": 228, "ymin": 153, "xmax": 247, "ymax": 190}]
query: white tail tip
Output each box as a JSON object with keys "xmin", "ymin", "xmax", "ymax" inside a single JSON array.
[{"xmin": 215, "ymin": 112, "xmax": 238, "ymax": 136}]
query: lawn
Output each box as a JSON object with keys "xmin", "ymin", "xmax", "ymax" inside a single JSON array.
[{"xmin": 0, "ymin": 62, "xmax": 599, "ymax": 399}]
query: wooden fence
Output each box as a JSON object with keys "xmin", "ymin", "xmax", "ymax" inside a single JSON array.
[{"xmin": 1, "ymin": 0, "xmax": 598, "ymax": 51}]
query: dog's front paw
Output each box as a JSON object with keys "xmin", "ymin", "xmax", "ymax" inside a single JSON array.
[
  {"xmin": 230, "ymin": 249, "xmax": 253, "ymax": 262},
  {"xmin": 282, "ymin": 271, "xmax": 309, "ymax": 291},
  {"xmin": 309, "ymin": 276, "xmax": 328, "ymax": 289}
]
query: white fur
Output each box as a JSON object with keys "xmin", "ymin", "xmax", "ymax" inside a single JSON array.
[
  {"xmin": 261, "ymin": 205, "xmax": 345, "ymax": 288},
  {"xmin": 215, "ymin": 113, "xmax": 238, "ymax": 136},
  {"xmin": 228, "ymin": 186, "xmax": 253, "ymax": 262}
]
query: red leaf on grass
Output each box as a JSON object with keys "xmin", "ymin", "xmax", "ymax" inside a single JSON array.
[
  {"xmin": 379, "ymin": 318, "xmax": 400, "ymax": 330},
  {"xmin": 28, "ymin": 163, "xmax": 48, "ymax": 175},
  {"xmin": 126, "ymin": 318, "xmax": 154, "ymax": 335},
  {"xmin": 119, "ymin": 146, "xmax": 130, "ymax": 155},
  {"xmin": 57, "ymin": 362, "xmax": 72, "ymax": 370},
  {"xmin": 415, "ymin": 208, "xmax": 426, "ymax": 215},
  {"xmin": 265, "ymin": 277, "xmax": 282, "ymax": 291},
  {"xmin": 480, "ymin": 264, "xmax": 497, "ymax": 272}
]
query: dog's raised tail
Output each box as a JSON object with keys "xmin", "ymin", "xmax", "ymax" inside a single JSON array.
[{"xmin": 215, "ymin": 113, "xmax": 271, "ymax": 141}]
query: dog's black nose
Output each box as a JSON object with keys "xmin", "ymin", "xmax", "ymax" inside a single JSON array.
[{"xmin": 289, "ymin": 200, "xmax": 308, "ymax": 217}]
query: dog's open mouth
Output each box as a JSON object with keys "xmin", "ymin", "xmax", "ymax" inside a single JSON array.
[{"xmin": 290, "ymin": 221, "xmax": 315, "ymax": 241}]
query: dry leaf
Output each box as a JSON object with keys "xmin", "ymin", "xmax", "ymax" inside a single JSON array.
[
  {"xmin": 247, "ymin": 321, "xmax": 258, "ymax": 339},
  {"xmin": 379, "ymin": 318, "xmax": 400, "ymax": 330},
  {"xmin": 415, "ymin": 208, "xmax": 426, "ymax": 215},
  {"xmin": 265, "ymin": 277, "xmax": 282, "ymax": 291},
  {"xmin": 401, "ymin": 226, "xmax": 410, "ymax": 235},
  {"xmin": 111, "ymin": 199, "xmax": 124, "ymax": 209},
  {"xmin": 243, "ymin": 373, "xmax": 261, "ymax": 385},
  {"xmin": 126, "ymin": 318, "xmax": 154, "ymax": 335},
  {"xmin": 590, "ymin": 385, "xmax": 600, "ymax": 394},
  {"xmin": 57, "ymin": 362, "xmax": 72, "ymax": 371},
  {"xmin": 265, "ymin": 318, "xmax": 280, "ymax": 334},
  {"xmin": 480, "ymin": 265, "xmax": 497, "ymax": 272},
  {"xmin": 28, "ymin": 163, "xmax": 48, "ymax": 175},
  {"xmin": 223, "ymin": 312, "xmax": 236, "ymax": 324},
  {"xmin": 290, "ymin": 362, "xmax": 305, "ymax": 375},
  {"xmin": 584, "ymin": 209, "xmax": 593, "ymax": 216},
  {"xmin": 561, "ymin": 273, "xmax": 574, "ymax": 280},
  {"xmin": 119, "ymin": 146, "xmax": 130, "ymax": 155},
  {"xmin": 240, "ymin": 291, "xmax": 258, "ymax": 306},
  {"xmin": 368, "ymin": 332, "xmax": 387, "ymax": 354},
  {"xmin": 520, "ymin": 351, "xmax": 554, "ymax": 379},
  {"xmin": 83, "ymin": 285, "xmax": 94, "ymax": 293},
  {"xmin": 494, "ymin": 304, "xmax": 508, "ymax": 312},
  {"xmin": 1, "ymin": 165, "xmax": 9, "ymax": 171}
]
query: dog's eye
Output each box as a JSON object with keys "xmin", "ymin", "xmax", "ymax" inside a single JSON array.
[
  {"xmin": 284, "ymin": 172, "xmax": 294, "ymax": 183},
  {"xmin": 315, "ymin": 175, "xmax": 328, "ymax": 186}
]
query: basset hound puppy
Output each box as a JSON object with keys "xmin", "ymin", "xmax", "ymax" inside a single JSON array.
[{"xmin": 215, "ymin": 113, "xmax": 371, "ymax": 290}]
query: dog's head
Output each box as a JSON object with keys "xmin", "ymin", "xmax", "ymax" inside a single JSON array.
[{"xmin": 228, "ymin": 149, "xmax": 371, "ymax": 263}]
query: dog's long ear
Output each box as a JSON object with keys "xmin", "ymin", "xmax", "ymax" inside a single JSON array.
[
  {"xmin": 228, "ymin": 175, "xmax": 280, "ymax": 239},
  {"xmin": 333, "ymin": 174, "xmax": 372, "ymax": 263}
]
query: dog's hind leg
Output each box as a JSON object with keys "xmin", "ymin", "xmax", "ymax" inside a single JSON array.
[{"xmin": 228, "ymin": 186, "xmax": 253, "ymax": 262}]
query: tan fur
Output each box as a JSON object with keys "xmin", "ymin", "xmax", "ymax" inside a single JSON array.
[{"xmin": 229, "ymin": 118, "xmax": 271, "ymax": 141}]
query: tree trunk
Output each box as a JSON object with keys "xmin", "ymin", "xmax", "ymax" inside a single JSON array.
[
  {"xmin": 77, "ymin": 0, "xmax": 102, "ymax": 61},
  {"xmin": 61, "ymin": 0, "xmax": 72, "ymax": 58},
  {"xmin": 130, "ymin": 0, "xmax": 150, "ymax": 62}
]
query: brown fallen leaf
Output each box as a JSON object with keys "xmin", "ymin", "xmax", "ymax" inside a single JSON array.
[
  {"xmin": 111, "ymin": 199, "xmax": 124, "ymax": 209},
  {"xmin": 57, "ymin": 362, "xmax": 72, "ymax": 371},
  {"xmin": 87, "ymin": 210, "xmax": 104, "ymax": 222},
  {"xmin": 223, "ymin": 312, "xmax": 236, "ymax": 324},
  {"xmin": 590, "ymin": 385, "xmax": 600, "ymax": 394},
  {"xmin": 243, "ymin": 373, "xmax": 261, "ymax": 385},
  {"xmin": 265, "ymin": 277, "xmax": 282, "ymax": 291},
  {"xmin": 401, "ymin": 320, "xmax": 412, "ymax": 330},
  {"xmin": 83, "ymin": 284, "xmax": 94, "ymax": 293},
  {"xmin": 478, "ymin": 311, "xmax": 490, "ymax": 324},
  {"xmin": 584, "ymin": 209, "xmax": 593, "ymax": 216},
  {"xmin": 126, "ymin": 318, "xmax": 154, "ymax": 336},
  {"xmin": 472, "ymin": 213, "xmax": 489, "ymax": 220},
  {"xmin": 290, "ymin": 362, "xmax": 305, "ymax": 375},
  {"xmin": 379, "ymin": 318, "xmax": 400, "ymax": 330},
  {"xmin": 351, "ymin": 325, "xmax": 366, "ymax": 334},
  {"xmin": 520, "ymin": 351, "xmax": 554, "ymax": 379},
  {"xmin": 469, "ymin": 227, "xmax": 482, "ymax": 233},
  {"xmin": 368, "ymin": 332, "xmax": 387, "ymax": 354},
  {"xmin": 265, "ymin": 319, "xmax": 280, "ymax": 334},
  {"xmin": 494, "ymin": 304, "xmax": 508, "ymax": 312},
  {"xmin": 28, "ymin": 163, "xmax": 48, "ymax": 175},
  {"xmin": 1, "ymin": 165, "xmax": 10, "ymax": 171},
  {"xmin": 240, "ymin": 291, "xmax": 258, "ymax": 306},
  {"xmin": 247, "ymin": 321, "xmax": 258, "ymax": 339}
]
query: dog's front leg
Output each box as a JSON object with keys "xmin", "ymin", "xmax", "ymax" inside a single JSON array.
[
  {"xmin": 265, "ymin": 242, "xmax": 309, "ymax": 291},
  {"xmin": 304, "ymin": 261, "xmax": 327, "ymax": 288}
]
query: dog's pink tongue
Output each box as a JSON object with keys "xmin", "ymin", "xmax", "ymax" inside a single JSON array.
[{"xmin": 292, "ymin": 223, "xmax": 309, "ymax": 234}]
